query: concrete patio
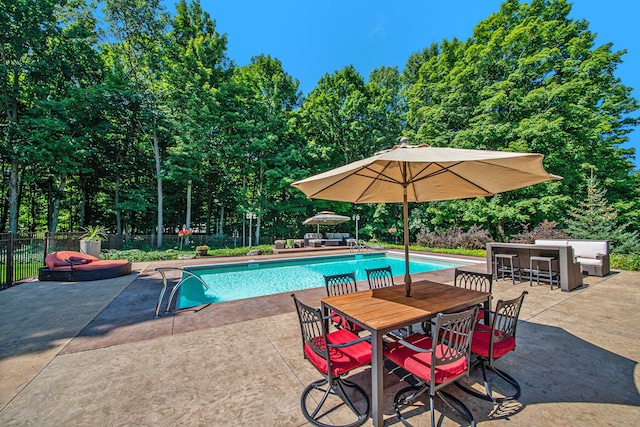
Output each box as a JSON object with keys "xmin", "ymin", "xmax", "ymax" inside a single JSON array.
[{"xmin": 1, "ymin": 251, "xmax": 639, "ymax": 426}]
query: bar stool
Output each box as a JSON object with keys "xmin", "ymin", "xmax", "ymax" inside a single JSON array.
[
  {"xmin": 494, "ymin": 254, "xmax": 521, "ymax": 284},
  {"xmin": 529, "ymin": 256, "xmax": 558, "ymax": 289}
]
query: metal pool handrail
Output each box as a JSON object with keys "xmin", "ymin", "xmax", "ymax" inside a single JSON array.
[{"xmin": 154, "ymin": 267, "xmax": 209, "ymax": 318}]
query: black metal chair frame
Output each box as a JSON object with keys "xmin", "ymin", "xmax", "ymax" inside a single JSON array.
[
  {"xmin": 291, "ymin": 294, "xmax": 371, "ymax": 427},
  {"xmin": 456, "ymin": 291, "xmax": 528, "ymax": 403},
  {"xmin": 324, "ymin": 272, "xmax": 362, "ymax": 332},
  {"xmin": 324, "ymin": 272, "xmax": 358, "ymax": 296},
  {"xmin": 388, "ymin": 306, "xmax": 479, "ymax": 427},
  {"xmin": 365, "ymin": 265, "xmax": 395, "ymax": 289},
  {"xmin": 454, "ymin": 269, "xmax": 493, "ymax": 324},
  {"xmin": 454, "ymin": 269, "xmax": 493, "ymax": 293}
]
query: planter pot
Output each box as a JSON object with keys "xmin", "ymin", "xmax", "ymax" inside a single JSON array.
[
  {"xmin": 80, "ymin": 240, "xmax": 101, "ymax": 258},
  {"xmin": 197, "ymin": 249, "xmax": 208, "ymax": 256}
]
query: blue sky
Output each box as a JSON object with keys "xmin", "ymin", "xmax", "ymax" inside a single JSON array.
[{"xmin": 192, "ymin": 0, "xmax": 639, "ymax": 169}]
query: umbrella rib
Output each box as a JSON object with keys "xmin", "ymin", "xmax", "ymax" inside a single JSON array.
[
  {"xmin": 304, "ymin": 163, "xmax": 403, "ymax": 202},
  {"xmin": 409, "ymin": 161, "xmax": 497, "ymax": 195},
  {"xmin": 354, "ymin": 162, "xmax": 402, "ymax": 203}
]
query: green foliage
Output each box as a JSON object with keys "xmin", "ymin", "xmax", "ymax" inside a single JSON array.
[
  {"xmin": 1, "ymin": 0, "xmax": 638, "ymax": 255},
  {"xmin": 101, "ymin": 244, "xmax": 273, "ymax": 262},
  {"xmin": 610, "ymin": 254, "xmax": 640, "ymax": 271},
  {"xmin": 385, "ymin": 244, "xmax": 486, "ymax": 258},
  {"xmin": 403, "ymin": 0, "xmax": 638, "ymax": 237},
  {"xmin": 565, "ymin": 175, "xmax": 640, "ymax": 254},
  {"xmin": 80, "ymin": 225, "xmax": 108, "ymax": 241}
]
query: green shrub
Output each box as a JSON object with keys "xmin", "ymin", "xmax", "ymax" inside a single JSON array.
[
  {"xmin": 385, "ymin": 243, "xmax": 486, "ymax": 258},
  {"xmin": 101, "ymin": 245, "xmax": 274, "ymax": 262},
  {"xmin": 611, "ymin": 254, "xmax": 640, "ymax": 271}
]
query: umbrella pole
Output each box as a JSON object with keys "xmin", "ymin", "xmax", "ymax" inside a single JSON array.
[{"xmin": 403, "ymin": 183, "xmax": 411, "ymax": 297}]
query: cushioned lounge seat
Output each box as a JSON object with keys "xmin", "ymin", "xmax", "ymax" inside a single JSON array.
[{"xmin": 38, "ymin": 251, "xmax": 132, "ymax": 281}]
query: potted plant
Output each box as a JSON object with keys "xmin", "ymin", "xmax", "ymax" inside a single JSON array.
[
  {"xmin": 196, "ymin": 244, "xmax": 209, "ymax": 256},
  {"xmin": 79, "ymin": 225, "xmax": 108, "ymax": 257}
]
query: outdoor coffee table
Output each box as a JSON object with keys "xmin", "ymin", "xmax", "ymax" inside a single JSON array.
[{"xmin": 321, "ymin": 280, "xmax": 491, "ymax": 427}]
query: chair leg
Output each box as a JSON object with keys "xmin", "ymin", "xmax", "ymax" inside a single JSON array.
[
  {"xmin": 430, "ymin": 393, "xmax": 436, "ymax": 427},
  {"xmin": 438, "ymin": 389, "xmax": 476, "ymax": 427},
  {"xmin": 455, "ymin": 360, "xmax": 522, "ymax": 403},
  {"xmin": 394, "ymin": 385, "xmax": 427, "ymax": 427},
  {"xmin": 394, "ymin": 384, "xmax": 475, "ymax": 427},
  {"xmin": 301, "ymin": 377, "xmax": 370, "ymax": 427}
]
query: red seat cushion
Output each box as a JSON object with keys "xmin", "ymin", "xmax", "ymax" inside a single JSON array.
[
  {"xmin": 304, "ymin": 328, "xmax": 371, "ymax": 376},
  {"xmin": 45, "ymin": 251, "xmax": 99, "ymax": 269},
  {"xmin": 384, "ymin": 333, "xmax": 468, "ymax": 384},
  {"xmin": 471, "ymin": 323, "xmax": 516, "ymax": 359}
]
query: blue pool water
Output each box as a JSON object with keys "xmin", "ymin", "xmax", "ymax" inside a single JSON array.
[{"xmin": 177, "ymin": 252, "xmax": 467, "ymax": 309}]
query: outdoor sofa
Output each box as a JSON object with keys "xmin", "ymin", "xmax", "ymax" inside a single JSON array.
[
  {"xmin": 535, "ymin": 239, "xmax": 610, "ymax": 277},
  {"xmin": 38, "ymin": 251, "xmax": 132, "ymax": 281},
  {"xmin": 303, "ymin": 233, "xmax": 323, "ymax": 246},
  {"xmin": 324, "ymin": 232, "xmax": 350, "ymax": 246}
]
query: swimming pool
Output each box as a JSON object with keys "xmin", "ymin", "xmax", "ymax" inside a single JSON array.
[{"xmin": 177, "ymin": 252, "xmax": 471, "ymax": 309}]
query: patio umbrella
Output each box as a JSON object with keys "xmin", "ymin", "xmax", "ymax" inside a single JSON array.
[
  {"xmin": 292, "ymin": 138, "xmax": 561, "ymax": 296},
  {"xmin": 303, "ymin": 211, "xmax": 350, "ymax": 233}
]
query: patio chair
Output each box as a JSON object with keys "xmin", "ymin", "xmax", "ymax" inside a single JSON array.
[
  {"xmin": 455, "ymin": 291, "xmax": 528, "ymax": 403},
  {"xmin": 384, "ymin": 306, "xmax": 479, "ymax": 427},
  {"xmin": 324, "ymin": 272, "xmax": 362, "ymax": 333},
  {"xmin": 365, "ymin": 265, "xmax": 395, "ymax": 289},
  {"xmin": 454, "ymin": 269, "xmax": 493, "ymax": 323},
  {"xmin": 291, "ymin": 294, "xmax": 372, "ymax": 427}
]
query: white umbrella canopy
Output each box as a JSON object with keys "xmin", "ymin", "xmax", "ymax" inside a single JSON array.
[
  {"xmin": 303, "ymin": 211, "xmax": 350, "ymax": 233},
  {"xmin": 292, "ymin": 138, "xmax": 562, "ymax": 296}
]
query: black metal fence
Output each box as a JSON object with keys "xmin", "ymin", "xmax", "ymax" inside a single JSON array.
[
  {"xmin": 0, "ymin": 231, "xmax": 270, "ymax": 288},
  {"xmin": 0, "ymin": 232, "xmax": 47, "ymax": 288}
]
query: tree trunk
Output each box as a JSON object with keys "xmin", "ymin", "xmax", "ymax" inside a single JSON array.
[
  {"xmin": 205, "ymin": 178, "xmax": 212, "ymax": 235},
  {"xmin": 8, "ymin": 159, "xmax": 19, "ymax": 233},
  {"xmin": 186, "ymin": 179, "xmax": 192, "ymax": 229},
  {"xmin": 49, "ymin": 174, "xmax": 66, "ymax": 233},
  {"xmin": 115, "ymin": 162, "xmax": 122, "ymax": 235},
  {"xmin": 219, "ymin": 205, "xmax": 224, "ymax": 235},
  {"xmin": 255, "ymin": 215, "xmax": 261, "ymax": 246},
  {"xmin": 153, "ymin": 126, "xmax": 163, "ymax": 248},
  {"xmin": 79, "ymin": 187, "xmax": 86, "ymax": 227},
  {"xmin": 185, "ymin": 179, "xmax": 192, "ymax": 245}
]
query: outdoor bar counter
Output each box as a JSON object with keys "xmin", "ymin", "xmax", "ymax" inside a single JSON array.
[{"xmin": 487, "ymin": 242, "xmax": 583, "ymax": 291}]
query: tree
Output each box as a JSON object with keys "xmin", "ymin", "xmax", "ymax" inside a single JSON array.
[
  {"xmin": 218, "ymin": 55, "xmax": 301, "ymax": 243},
  {"xmin": 298, "ymin": 66, "xmax": 375, "ymax": 168},
  {"xmin": 1, "ymin": 0, "xmax": 104, "ymax": 233},
  {"xmin": 103, "ymin": 0, "xmax": 169, "ymax": 246},
  {"xmin": 403, "ymin": 0, "xmax": 638, "ymax": 236},
  {"xmin": 565, "ymin": 174, "xmax": 639, "ymax": 254},
  {"xmin": 1, "ymin": 0, "xmax": 62, "ymax": 232},
  {"xmin": 162, "ymin": 0, "xmax": 230, "ymax": 233}
]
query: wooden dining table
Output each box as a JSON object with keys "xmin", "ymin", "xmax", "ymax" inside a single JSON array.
[{"xmin": 321, "ymin": 280, "xmax": 491, "ymax": 427}]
